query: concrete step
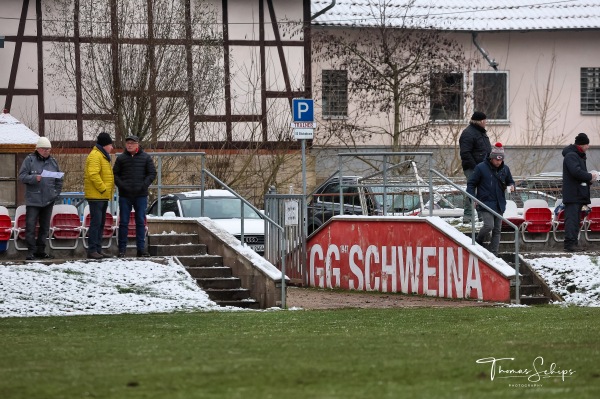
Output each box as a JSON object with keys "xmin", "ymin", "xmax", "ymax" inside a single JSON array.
[
  {"xmin": 186, "ymin": 266, "xmax": 232, "ymax": 278},
  {"xmin": 148, "ymin": 244, "xmax": 207, "ymax": 256},
  {"xmin": 518, "ymin": 295, "xmax": 552, "ymax": 305},
  {"xmin": 216, "ymin": 299, "xmax": 261, "ymax": 309},
  {"xmin": 178, "ymin": 255, "xmax": 223, "ymax": 267},
  {"xmin": 204, "ymin": 288, "xmax": 253, "ymax": 301},
  {"xmin": 148, "ymin": 233, "xmax": 199, "ymax": 246},
  {"xmin": 196, "ymin": 277, "xmax": 241, "ymax": 290}
]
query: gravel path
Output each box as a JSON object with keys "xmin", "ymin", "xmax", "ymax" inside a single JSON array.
[{"xmin": 285, "ymin": 286, "xmax": 498, "ymax": 309}]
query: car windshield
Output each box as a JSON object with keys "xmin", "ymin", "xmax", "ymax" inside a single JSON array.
[{"xmin": 180, "ymin": 197, "xmax": 262, "ymax": 219}]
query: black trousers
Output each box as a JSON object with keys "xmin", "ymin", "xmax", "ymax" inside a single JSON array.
[
  {"xmin": 563, "ymin": 202, "xmax": 584, "ymax": 249},
  {"xmin": 25, "ymin": 203, "xmax": 54, "ymax": 254}
]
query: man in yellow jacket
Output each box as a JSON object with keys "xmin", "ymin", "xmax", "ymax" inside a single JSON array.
[{"xmin": 84, "ymin": 132, "xmax": 115, "ymax": 259}]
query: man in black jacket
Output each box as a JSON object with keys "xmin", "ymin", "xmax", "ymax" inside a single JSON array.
[
  {"xmin": 467, "ymin": 143, "xmax": 515, "ymax": 256},
  {"xmin": 459, "ymin": 111, "xmax": 491, "ymax": 223},
  {"xmin": 562, "ymin": 133, "xmax": 597, "ymax": 252},
  {"xmin": 113, "ymin": 135, "xmax": 157, "ymax": 257}
]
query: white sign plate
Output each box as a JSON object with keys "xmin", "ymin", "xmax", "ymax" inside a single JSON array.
[
  {"xmin": 291, "ymin": 121, "xmax": 317, "ymax": 129},
  {"xmin": 284, "ymin": 200, "xmax": 299, "ymax": 226},
  {"xmin": 294, "ymin": 128, "xmax": 314, "ymax": 140}
]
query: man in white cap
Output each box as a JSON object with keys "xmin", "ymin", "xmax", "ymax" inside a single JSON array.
[{"xmin": 18, "ymin": 136, "xmax": 64, "ymax": 260}]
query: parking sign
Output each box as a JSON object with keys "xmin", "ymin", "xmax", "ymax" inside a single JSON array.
[{"xmin": 292, "ymin": 98, "xmax": 314, "ymax": 122}]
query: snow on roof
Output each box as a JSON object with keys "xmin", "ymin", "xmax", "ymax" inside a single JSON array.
[
  {"xmin": 0, "ymin": 111, "xmax": 39, "ymax": 145},
  {"xmin": 311, "ymin": 0, "xmax": 600, "ymax": 31}
]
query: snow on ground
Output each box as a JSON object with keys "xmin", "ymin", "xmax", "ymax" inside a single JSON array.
[
  {"xmin": 525, "ymin": 254, "xmax": 600, "ymax": 307},
  {"xmin": 0, "ymin": 257, "xmax": 233, "ymax": 318}
]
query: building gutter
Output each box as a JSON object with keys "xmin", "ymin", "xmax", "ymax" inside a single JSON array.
[
  {"xmin": 472, "ymin": 32, "xmax": 498, "ymax": 71},
  {"xmin": 311, "ymin": 0, "xmax": 336, "ymax": 20}
]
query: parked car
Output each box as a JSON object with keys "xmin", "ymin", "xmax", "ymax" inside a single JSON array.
[
  {"xmin": 306, "ymin": 175, "xmax": 466, "ymax": 234},
  {"xmin": 147, "ymin": 189, "xmax": 265, "ymax": 254},
  {"xmin": 307, "ymin": 176, "xmax": 383, "ymax": 235}
]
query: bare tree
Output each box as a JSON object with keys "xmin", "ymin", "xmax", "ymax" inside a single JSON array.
[
  {"xmin": 44, "ymin": 0, "xmax": 224, "ymax": 145},
  {"xmin": 312, "ymin": 1, "xmax": 468, "ymax": 160}
]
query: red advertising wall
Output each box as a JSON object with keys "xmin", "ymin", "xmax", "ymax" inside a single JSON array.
[{"xmin": 307, "ymin": 217, "xmax": 512, "ymax": 302}]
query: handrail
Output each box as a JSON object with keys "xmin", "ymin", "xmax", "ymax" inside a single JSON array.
[
  {"xmin": 147, "ymin": 152, "xmax": 288, "ymax": 308},
  {"xmin": 430, "ymin": 169, "xmax": 521, "ymax": 304},
  {"xmin": 202, "ymin": 169, "xmax": 288, "ymax": 308}
]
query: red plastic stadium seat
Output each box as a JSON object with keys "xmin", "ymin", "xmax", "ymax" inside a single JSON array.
[
  {"xmin": 49, "ymin": 204, "xmax": 83, "ymax": 249},
  {"xmin": 584, "ymin": 198, "xmax": 600, "ymax": 241},
  {"xmin": 12, "ymin": 205, "xmax": 37, "ymax": 251},
  {"xmin": 520, "ymin": 199, "xmax": 552, "ymax": 243}
]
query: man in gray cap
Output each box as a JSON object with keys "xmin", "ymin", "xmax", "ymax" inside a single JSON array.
[
  {"xmin": 562, "ymin": 133, "xmax": 597, "ymax": 252},
  {"xmin": 113, "ymin": 135, "xmax": 156, "ymax": 257}
]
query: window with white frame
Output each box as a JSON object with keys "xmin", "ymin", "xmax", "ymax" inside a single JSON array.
[
  {"xmin": 430, "ymin": 73, "xmax": 464, "ymax": 121},
  {"xmin": 322, "ymin": 70, "xmax": 348, "ymax": 118},
  {"xmin": 581, "ymin": 68, "xmax": 600, "ymax": 114},
  {"xmin": 473, "ymin": 71, "xmax": 508, "ymax": 120}
]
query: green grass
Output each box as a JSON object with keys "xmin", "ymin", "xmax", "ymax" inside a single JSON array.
[{"xmin": 0, "ymin": 307, "xmax": 599, "ymax": 399}]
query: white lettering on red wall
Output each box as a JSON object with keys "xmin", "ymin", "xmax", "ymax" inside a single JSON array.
[{"xmin": 310, "ymin": 244, "xmax": 483, "ymax": 300}]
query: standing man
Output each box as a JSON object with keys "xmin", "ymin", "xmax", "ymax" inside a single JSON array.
[
  {"xmin": 459, "ymin": 111, "xmax": 491, "ymax": 223},
  {"xmin": 113, "ymin": 135, "xmax": 156, "ymax": 257},
  {"xmin": 18, "ymin": 137, "xmax": 63, "ymax": 260},
  {"xmin": 84, "ymin": 132, "xmax": 115, "ymax": 259},
  {"xmin": 562, "ymin": 133, "xmax": 597, "ymax": 252},
  {"xmin": 467, "ymin": 143, "xmax": 515, "ymax": 256}
]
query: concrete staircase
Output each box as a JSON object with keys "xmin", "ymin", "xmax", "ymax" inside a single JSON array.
[
  {"xmin": 501, "ymin": 253, "xmax": 562, "ymax": 305},
  {"xmin": 148, "ymin": 233, "xmax": 259, "ymax": 309}
]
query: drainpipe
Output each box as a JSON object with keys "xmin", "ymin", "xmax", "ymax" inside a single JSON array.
[
  {"xmin": 311, "ymin": 0, "xmax": 336, "ymax": 20},
  {"xmin": 472, "ymin": 32, "xmax": 498, "ymax": 71}
]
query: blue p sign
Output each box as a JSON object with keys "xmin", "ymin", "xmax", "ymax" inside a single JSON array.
[{"xmin": 292, "ymin": 98, "xmax": 314, "ymax": 122}]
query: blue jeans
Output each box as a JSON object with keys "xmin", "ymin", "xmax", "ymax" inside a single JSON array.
[
  {"xmin": 87, "ymin": 200, "xmax": 108, "ymax": 254},
  {"xmin": 118, "ymin": 196, "xmax": 148, "ymax": 252}
]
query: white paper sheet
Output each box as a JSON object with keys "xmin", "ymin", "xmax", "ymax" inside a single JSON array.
[{"xmin": 41, "ymin": 170, "xmax": 64, "ymax": 178}]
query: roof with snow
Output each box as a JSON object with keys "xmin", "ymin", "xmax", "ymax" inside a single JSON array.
[
  {"xmin": 311, "ymin": 0, "xmax": 600, "ymax": 31},
  {"xmin": 0, "ymin": 111, "xmax": 39, "ymax": 145}
]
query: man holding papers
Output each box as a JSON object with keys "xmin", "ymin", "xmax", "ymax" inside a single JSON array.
[{"xmin": 18, "ymin": 137, "xmax": 64, "ymax": 260}]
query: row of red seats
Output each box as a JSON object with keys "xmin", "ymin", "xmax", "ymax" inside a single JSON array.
[
  {"xmin": 0, "ymin": 204, "xmax": 145, "ymax": 252},
  {"xmin": 501, "ymin": 198, "xmax": 600, "ymax": 243}
]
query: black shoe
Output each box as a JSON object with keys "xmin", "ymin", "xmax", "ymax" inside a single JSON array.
[
  {"xmin": 564, "ymin": 247, "xmax": 585, "ymax": 252},
  {"xmin": 26, "ymin": 254, "xmax": 35, "ymax": 261},
  {"xmin": 137, "ymin": 250, "xmax": 150, "ymax": 257},
  {"xmin": 98, "ymin": 252, "xmax": 112, "ymax": 258},
  {"xmin": 33, "ymin": 252, "xmax": 54, "ymax": 259},
  {"xmin": 118, "ymin": 252, "xmax": 127, "ymax": 258},
  {"xmin": 87, "ymin": 252, "xmax": 103, "ymax": 259}
]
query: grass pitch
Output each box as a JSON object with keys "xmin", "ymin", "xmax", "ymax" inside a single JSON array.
[{"xmin": 0, "ymin": 307, "xmax": 599, "ymax": 399}]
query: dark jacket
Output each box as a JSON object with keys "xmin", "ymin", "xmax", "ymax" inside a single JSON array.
[
  {"xmin": 113, "ymin": 146, "xmax": 157, "ymax": 198},
  {"xmin": 467, "ymin": 159, "xmax": 515, "ymax": 215},
  {"xmin": 18, "ymin": 151, "xmax": 63, "ymax": 207},
  {"xmin": 459, "ymin": 123, "xmax": 492, "ymax": 171},
  {"xmin": 562, "ymin": 144, "xmax": 593, "ymax": 204}
]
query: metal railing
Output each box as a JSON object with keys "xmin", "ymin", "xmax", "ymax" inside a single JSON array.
[
  {"xmin": 264, "ymin": 191, "xmax": 306, "ymax": 287},
  {"xmin": 430, "ymin": 169, "xmax": 521, "ymax": 304},
  {"xmin": 148, "ymin": 152, "xmax": 288, "ymax": 307}
]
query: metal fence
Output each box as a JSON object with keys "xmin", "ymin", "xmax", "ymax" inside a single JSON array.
[{"xmin": 263, "ymin": 191, "xmax": 306, "ymax": 286}]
